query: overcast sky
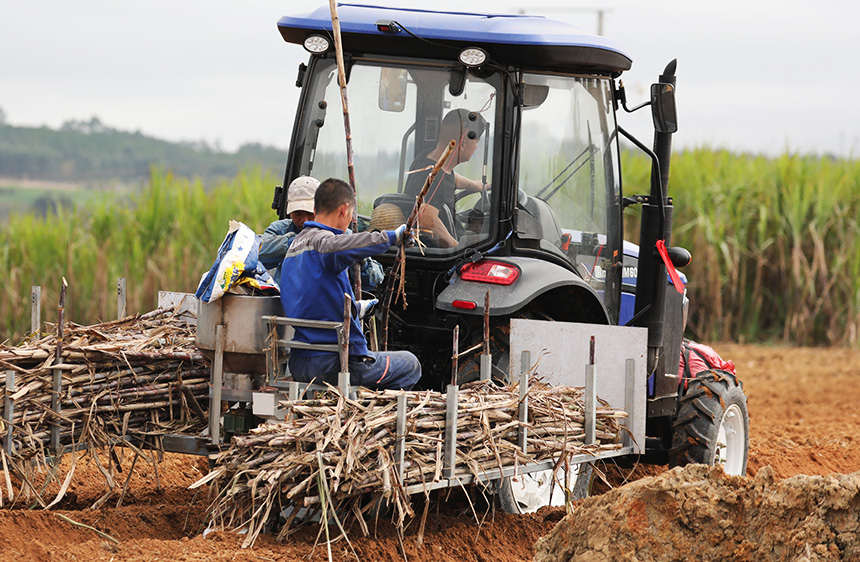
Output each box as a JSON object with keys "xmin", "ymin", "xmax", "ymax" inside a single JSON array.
[{"xmin": 3, "ymin": 1, "xmax": 859, "ymax": 157}]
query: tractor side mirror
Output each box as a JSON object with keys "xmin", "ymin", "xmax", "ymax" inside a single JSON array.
[
  {"xmin": 513, "ymin": 205, "xmax": 543, "ymax": 241},
  {"xmin": 650, "ymin": 83, "xmax": 677, "ymax": 134},
  {"xmin": 378, "ymin": 68, "xmax": 408, "ymax": 112},
  {"xmin": 522, "ymin": 83, "xmax": 550, "ymax": 108}
]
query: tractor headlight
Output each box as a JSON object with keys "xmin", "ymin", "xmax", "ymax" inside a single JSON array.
[
  {"xmin": 458, "ymin": 47, "xmax": 488, "ymax": 68},
  {"xmin": 303, "ymin": 35, "xmax": 331, "ymax": 54}
]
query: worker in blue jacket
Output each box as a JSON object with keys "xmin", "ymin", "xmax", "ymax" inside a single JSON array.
[
  {"xmin": 280, "ymin": 178, "xmax": 421, "ymax": 390},
  {"xmin": 260, "ymin": 175, "xmax": 384, "ymax": 288},
  {"xmin": 259, "ymin": 176, "xmax": 319, "ymax": 279}
]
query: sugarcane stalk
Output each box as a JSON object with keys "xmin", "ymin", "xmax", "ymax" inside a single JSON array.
[
  {"xmin": 326, "ymin": 0, "xmax": 364, "ymax": 300},
  {"xmin": 206, "ymin": 376, "xmax": 627, "ymax": 542},
  {"xmin": 380, "ymin": 140, "xmax": 457, "ymax": 349}
]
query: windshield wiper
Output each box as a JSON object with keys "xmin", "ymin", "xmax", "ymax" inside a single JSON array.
[{"xmin": 537, "ymin": 144, "xmax": 597, "ymax": 202}]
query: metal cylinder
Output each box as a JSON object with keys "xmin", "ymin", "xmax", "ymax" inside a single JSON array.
[{"xmin": 196, "ymin": 294, "xmax": 287, "ymax": 375}]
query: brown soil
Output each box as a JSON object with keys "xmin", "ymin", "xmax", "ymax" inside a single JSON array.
[
  {"xmin": 534, "ymin": 464, "xmax": 860, "ymax": 562},
  {"xmin": 0, "ymin": 343, "xmax": 857, "ymax": 562}
]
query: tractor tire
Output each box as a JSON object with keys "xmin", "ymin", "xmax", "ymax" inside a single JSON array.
[
  {"xmin": 669, "ymin": 369, "xmax": 749, "ymax": 476},
  {"xmin": 457, "ymin": 310, "xmax": 550, "ymax": 385},
  {"xmin": 498, "ymin": 463, "xmax": 593, "ymax": 514},
  {"xmin": 457, "ymin": 324, "xmax": 510, "ymax": 384}
]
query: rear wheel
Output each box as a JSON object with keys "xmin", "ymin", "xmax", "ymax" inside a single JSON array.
[
  {"xmin": 457, "ymin": 310, "xmax": 553, "ymax": 385},
  {"xmin": 669, "ymin": 369, "xmax": 749, "ymax": 476},
  {"xmin": 456, "ymin": 324, "xmax": 510, "ymax": 385},
  {"xmin": 461, "ymin": 309, "xmax": 592, "ymax": 512},
  {"xmin": 498, "ymin": 463, "xmax": 592, "ymax": 514}
]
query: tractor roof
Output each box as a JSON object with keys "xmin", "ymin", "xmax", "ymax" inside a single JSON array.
[{"xmin": 278, "ymin": 4, "xmax": 632, "ymax": 74}]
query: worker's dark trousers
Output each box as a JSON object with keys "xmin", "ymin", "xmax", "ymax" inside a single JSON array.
[{"xmin": 288, "ymin": 351, "xmax": 421, "ymax": 391}]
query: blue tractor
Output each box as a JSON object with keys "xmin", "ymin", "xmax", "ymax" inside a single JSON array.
[{"xmin": 272, "ymin": 4, "xmax": 749, "ymax": 511}]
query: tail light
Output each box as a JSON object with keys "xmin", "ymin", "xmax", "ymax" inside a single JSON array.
[{"xmin": 459, "ymin": 260, "xmax": 520, "ymax": 286}]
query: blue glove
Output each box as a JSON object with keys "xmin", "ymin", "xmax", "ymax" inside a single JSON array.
[
  {"xmin": 355, "ymin": 298, "xmax": 379, "ymax": 320},
  {"xmin": 361, "ymin": 257, "xmax": 385, "ymax": 288},
  {"xmin": 393, "ymin": 224, "xmax": 414, "ymax": 247}
]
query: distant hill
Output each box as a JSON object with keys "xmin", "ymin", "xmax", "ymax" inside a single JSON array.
[{"xmin": 0, "ymin": 117, "xmax": 287, "ymax": 184}]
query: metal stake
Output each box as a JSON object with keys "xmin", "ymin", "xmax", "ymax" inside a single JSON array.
[
  {"xmin": 518, "ymin": 350, "xmax": 530, "ymax": 453},
  {"xmin": 117, "ymin": 278, "xmax": 127, "ymax": 319},
  {"xmin": 395, "ymin": 393, "xmax": 407, "ymax": 483},
  {"xmin": 30, "ymin": 286, "xmax": 41, "ymax": 338},
  {"xmin": 624, "ymin": 358, "xmax": 635, "ymax": 450},
  {"xmin": 51, "ymin": 279, "xmax": 67, "ymax": 456},
  {"xmin": 584, "ymin": 336, "xmax": 597, "ymax": 446},
  {"xmin": 444, "ymin": 384, "xmax": 459, "ymax": 479},
  {"xmin": 209, "ymin": 324, "xmax": 225, "ymax": 445},
  {"xmin": 339, "ymin": 294, "xmax": 351, "ymax": 395},
  {"xmin": 4, "ymin": 370, "xmax": 15, "ymax": 454}
]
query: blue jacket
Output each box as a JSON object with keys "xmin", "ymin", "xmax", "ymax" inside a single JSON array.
[
  {"xmin": 261, "ymin": 218, "xmax": 386, "ymax": 289},
  {"xmin": 259, "ymin": 219, "xmax": 300, "ymax": 281},
  {"xmin": 280, "ymin": 221, "xmax": 397, "ymax": 357}
]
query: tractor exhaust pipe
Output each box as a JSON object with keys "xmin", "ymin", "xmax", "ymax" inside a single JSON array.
[{"xmin": 633, "ymin": 60, "xmax": 677, "ymax": 379}]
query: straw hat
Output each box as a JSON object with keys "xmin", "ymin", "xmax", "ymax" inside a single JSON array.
[{"xmin": 368, "ymin": 203, "xmax": 406, "ymax": 232}]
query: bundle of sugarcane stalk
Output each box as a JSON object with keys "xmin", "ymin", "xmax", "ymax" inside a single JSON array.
[
  {"xmin": 200, "ymin": 378, "xmax": 627, "ymax": 547},
  {"xmin": 0, "ymin": 306, "xmax": 209, "ymax": 507}
]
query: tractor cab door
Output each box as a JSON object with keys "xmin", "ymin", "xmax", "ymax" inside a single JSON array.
[{"xmin": 513, "ymin": 73, "xmax": 624, "ymax": 324}]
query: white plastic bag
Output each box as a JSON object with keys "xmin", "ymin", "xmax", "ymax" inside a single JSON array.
[{"xmin": 195, "ymin": 220, "xmax": 278, "ymax": 303}]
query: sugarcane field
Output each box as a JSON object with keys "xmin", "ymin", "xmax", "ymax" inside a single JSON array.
[{"xmin": 4, "ymin": 2, "xmax": 860, "ymax": 562}]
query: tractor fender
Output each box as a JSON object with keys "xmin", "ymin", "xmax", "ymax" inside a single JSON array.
[{"xmin": 436, "ymin": 256, "xmax": 610, "ymax": 323}]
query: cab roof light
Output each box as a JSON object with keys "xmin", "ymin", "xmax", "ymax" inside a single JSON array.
[
  {"xmin": 458, "ymin": 47, "xmax": 488, "ymax": 68},
  {"xmin": 459, "ymin": 260, "xmax": 520, "ymax": 286},
  {"xmin": 303, "ymin": 35, "xmax": 331, "ymax": 54}
]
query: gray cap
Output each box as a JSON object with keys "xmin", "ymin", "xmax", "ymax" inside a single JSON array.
[{"xmin": 286, "ymin": 176, "xmax": 320, "ymax": 214}]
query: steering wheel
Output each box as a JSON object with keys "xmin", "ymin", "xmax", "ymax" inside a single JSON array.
[
  {"xmin": 455, "ymin": 183, "xmax": 490, "ymax": 204},
  {"xmin": 454, "ymin": 186, "xmax": 491, "ymax": 235}
]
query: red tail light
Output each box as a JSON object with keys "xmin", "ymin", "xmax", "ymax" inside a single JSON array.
[{"xmin": 459, "ymin": 260, "xmax": 520, "ymax": 286}]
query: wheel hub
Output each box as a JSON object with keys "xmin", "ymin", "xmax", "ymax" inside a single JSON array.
[
  {"xmin": 507, "ymin": 464, "xmax": 578, "ymax": 513},
  {"xmin": 715, "ymin": 403, "xmax": 746, "ymax": 476}
]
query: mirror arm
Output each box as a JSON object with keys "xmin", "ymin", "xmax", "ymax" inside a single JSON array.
[
  {"xmin": 618, "ymin": 126, "xmax": 664, "ymax": 233},
  {"xmin": 622, "ymin": 99, "xmax": 652, "ymax": 114},
  {"xmin": 616, "ymin": 79, "xmax": 652, "ymax": 114}
]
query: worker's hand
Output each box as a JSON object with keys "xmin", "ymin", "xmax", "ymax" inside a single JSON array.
[
  {"xmin": 354, "ymin": 298, "xmax": 379, "ymax": 320},
  {"xmin": 393, "ymin": 224, "xmax": 415, "ymax": 247}
]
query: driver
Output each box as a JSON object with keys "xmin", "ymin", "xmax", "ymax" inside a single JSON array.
[{"xmin": 403, "ymin": 109, "xmax": 488, "ymax": 247}]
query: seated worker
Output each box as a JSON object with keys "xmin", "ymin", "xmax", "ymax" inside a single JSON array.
[
  {"xmin": 403, "ymin": 108, "xmax": 489, "ymax": 247},
  {"xmin": 280, "ymin": 178, "xmax": 421, "ymax": 391},
  {"xmin": 259, "ymin": 175, "xmax": 383, "ymax": 288},
  {"xmin": 259, "ymin": 176, "xmax": 319, "ymax": 281}
]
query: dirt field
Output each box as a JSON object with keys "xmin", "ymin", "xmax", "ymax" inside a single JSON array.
[{"xmin": 0, "ymin": 343, "xmax": 858, "ymax": 562}]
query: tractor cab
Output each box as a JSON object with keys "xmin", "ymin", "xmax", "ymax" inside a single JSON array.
[{"xmin": 275, "ymin": 4, "xmax": 681, "ymax": 393}]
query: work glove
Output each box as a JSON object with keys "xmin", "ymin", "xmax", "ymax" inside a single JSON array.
[
  {"xmin": 354, "ymin": 298, "xmax": 379, "ymax": 320},
  {"xmin": 393, "ymin": 224, "xmax": 415, "ymax": 247},
  {"xmin": 361, "ymin": 257, "xmax": 385, "ymax": 288}
]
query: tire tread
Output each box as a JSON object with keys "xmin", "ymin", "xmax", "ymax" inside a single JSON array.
[{"xmin": 668, "ymin": 369, "xmax": 749, "ymax": 474}]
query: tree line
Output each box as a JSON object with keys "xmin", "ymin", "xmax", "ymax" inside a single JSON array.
[{"xmin": 0, "ymin": 114, "xmax": 286, "ymax": 184}]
